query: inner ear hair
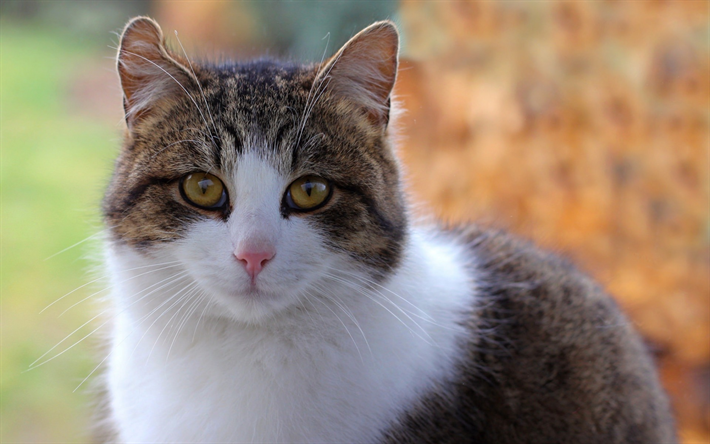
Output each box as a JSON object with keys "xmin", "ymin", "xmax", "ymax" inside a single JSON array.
[
  {"xmin": 316, "ymin": 21, "xmax": 399, "ymax": 128},
  {"xmin": 117, "ymin": 16, "xmax": 197, "ymax": 128}
]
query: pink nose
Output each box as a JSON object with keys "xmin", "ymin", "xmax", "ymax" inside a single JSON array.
[{"xmin": 235, "ymin": 249, "xmax": 275, "ymax": 280}]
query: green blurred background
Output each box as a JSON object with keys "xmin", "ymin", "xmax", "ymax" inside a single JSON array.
[
  {"xmin": 1, "ymin": 0, "xmax": 708, "ymax": 442},
  {"xmin": 0, "ymin": 1, "xmax": 397, "ymax": 441}
]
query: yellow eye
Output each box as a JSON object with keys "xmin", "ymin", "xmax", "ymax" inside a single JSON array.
[
  {"xmin": 180, "ymin": 172, "xmax": 227, "ymax": 209},
  {"xmin": 286, "ymin": 175, "xmax": 331, "ymax": 211}
]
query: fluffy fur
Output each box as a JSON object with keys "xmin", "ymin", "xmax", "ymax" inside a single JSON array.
[{"xmin": 99, "ymin": 17, "xmax": 676, "ymax": 443}]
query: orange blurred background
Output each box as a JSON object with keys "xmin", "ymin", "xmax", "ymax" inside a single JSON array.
[{"xmin": 393, "ymin": 2, "xmax": 709, "ymax": 441}]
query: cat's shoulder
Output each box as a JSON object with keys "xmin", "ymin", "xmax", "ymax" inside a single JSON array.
[
  {"xmin": 454, "ymin": 223, "xmax": 625, "ymax": 327},
  {"xmin": 385, "ymin": 224, "xmax": 676, "ymax": 443},
  {"xmin": 453, "ymin": 224, "xmax": 658, "ymax": 387}
]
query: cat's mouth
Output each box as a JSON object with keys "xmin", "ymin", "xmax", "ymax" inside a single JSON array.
[{"xmin": 236, "ymin": 282, "xmax": 275, "ymax": 301}]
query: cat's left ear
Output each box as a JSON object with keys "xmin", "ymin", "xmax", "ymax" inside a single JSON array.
[
  {"xmin": 316, "ymin": 21, "xmax": 399, "ymax": 129},
  {"xmin": 116, "ymin": 17, "xmax": 197, "ymax": 129}
]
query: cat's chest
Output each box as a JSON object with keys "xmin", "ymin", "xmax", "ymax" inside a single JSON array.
[{"xmin": 108, "ymin": 305, "xmax": 461, "ymax": 443}]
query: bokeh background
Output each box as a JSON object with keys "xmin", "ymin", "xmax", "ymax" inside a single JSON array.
[{"xmin": 1, "ymin": 0, "xmax": 708, "ymax": 442}]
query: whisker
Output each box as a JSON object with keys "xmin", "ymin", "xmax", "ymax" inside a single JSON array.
[
  {"xmin": 171, "ymin": 290, "xmax": 203, "ymax": 338},
  {"xmin": 145, "ymin": 282, "xmax": 201, "ymax": 362},
  {"xmin": 57, "ymin": 262, "xmax": 184, "ymax": 317},
  {"xmin": 330, "ymin": 294, "xmax": 372, "ymax": 355},
  {"xmin": 192, "ymin": 297, "xmax": 213, "ymax": 342},
  {"xmin": 295, "ymin": 42, "xmax": 346, "ymax": 148},
  {"xmin": 326, "ymin": 266, "xmax": 435, "ymax": 322},
  {"xmin": 295, "ymin": 32, "xmax": 330, "ymax": 149},
  {"xmin": 40, "ymin": 260, "xmax": 181, "ymax": 314},
  {"xmin": 307, "ymin": 289, "xmax": 363, "ymax": 363},
  {"xmin": 322, "ymin": 272, "xmax": 432, "ymax": 344},
  {"xmin": 73, "ymin": 276, "xmax": 194, "ymax": 393},
  {"xmin": 28, "ymin": 310, "xmax": 109, "ymax": 370},
  {"xmin": 43, "ymin": 232, "xmax": 103, "ymax": 261},
  {"xmin": 40, "ymin": 276, "xmax": 107, "ymax": 315},
  {"xmin": 159, "ymin": 286, "xmax": 198, "ymax": 347},
  {"xmin": 123, "ymin": 280, "xmax": 196, "ymax": 362},
  {"xmin": 167, "ymin": 291, "xmax": 206, "ymax": 359},
  {"xmin": 166, "ymin": 288, "xmax": 205, "ymax": 354},
  {"xmin": 26, "ymin": 316, "xmax": 107, "ymax": 371},
  {"xmin": 311, "ymin": 281, "xmax": 372, "ymax": 356},
  {"xmin": 29, "ymin": 271, "xmax": 191, "ymax": 370},
  {"xmin": 174, "ymin": 31, "xmax": 220, "ymax": 139}
]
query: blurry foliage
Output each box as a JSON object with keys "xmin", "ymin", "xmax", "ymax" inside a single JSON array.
[
  {"xmin": 1, "ymin": 0, "xmax": 149, "ymax": 38},
  {"xmin": 1, "ymin": 0, "xmax": 708, "ymax": 442},
  {"xmin": 251, "ymin": 0, "xmax": 398, "ymax": 59},
  {"xmin": 1, "ymin": 20, "xmax": 117, "ymax": 442},
  {"xmin": 395, "ymin": 1, "xmax": 709, "ymax": 441},
  {"xmin": 152, "ymin": 0, "xmax": 398, "ymax": 59}
]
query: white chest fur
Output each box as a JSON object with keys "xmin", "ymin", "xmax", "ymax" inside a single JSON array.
[{"xmin": 106, "ymin": 229, "xmax": 475, "ymax": 443}]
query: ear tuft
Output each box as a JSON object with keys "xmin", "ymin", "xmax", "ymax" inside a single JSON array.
[
  {"xmin": 316, "ymin": 20, "xmax": 399, "ymax": 128},
  {"xmin": 117, "ymin": 17, "xmax": 193, "ymax": 128}
]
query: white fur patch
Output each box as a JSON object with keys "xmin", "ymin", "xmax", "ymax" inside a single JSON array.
[{"xmin": 105, "ymin": 152, "xmax": 476, "ymax": 442}]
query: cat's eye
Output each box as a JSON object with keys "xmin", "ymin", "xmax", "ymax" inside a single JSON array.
[
  {"xmin": 180, "ymin": 172, "xmax": 227, "ymax": 210},
  {"xmin": 286, "ymin": 175, "xmax": 332, "ymax": 211}
]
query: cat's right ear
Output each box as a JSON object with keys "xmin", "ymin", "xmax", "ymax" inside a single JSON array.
[
  {"xmin": 315, "ymin": 21, "xmax": 399, "ymax": 130},
  {"xmin": 117, "ymin": 17, "xmax": 195, "ymax": 129}
]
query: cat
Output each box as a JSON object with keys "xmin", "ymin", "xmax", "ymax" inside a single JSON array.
[{"xmin": 98, "ymin": 16, "xmax": 676, "ymax": 443}]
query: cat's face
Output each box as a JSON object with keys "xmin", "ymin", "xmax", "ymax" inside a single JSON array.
[{"xmin": 104, "ymin": 17, "xmax": 406, "ymax": 323}]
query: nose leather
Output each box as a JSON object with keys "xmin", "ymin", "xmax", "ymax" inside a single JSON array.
[{"xmin": 235, "ymin": 249, "xmax": 275, "ymax": 281}]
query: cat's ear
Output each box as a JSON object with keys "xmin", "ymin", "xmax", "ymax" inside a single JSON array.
[
  {"xmin": 316, "ymin": 21, "xmax": 399, "ymax": 129},
  {"xmin": 116, "ymin": 17, "xmax": 196, "ymax": 129}
]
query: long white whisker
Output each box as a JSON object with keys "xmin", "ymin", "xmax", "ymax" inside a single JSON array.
[
  {"xmin": 296, "ymin": 74, "xmax": 334, "ymax": 149},
  {"xmin": 57, "ymin": 262, "xmax": 184, "ymax": 317},
  {"xmin": 26, "ymin": 317, "xmax": 107, "ymax": 371},
  {"xmin": 159, "ymin": 287, "xmax": 198, "ymax": 348},
  {"xmin": 167, "ymin": 291, "xmax": 205, "ymax": 359},
  {"xmin": 308, "ymin": 290, "xmax": 363, "ymax": 363},
  {"xmin": 192, "ymin": 297, "xmax": 213, "ymax": 342},
  {"xmin": 323, "ymin": 272, "xmax": 432, "ymax": 344},
  {"xmin": 40, "ymin": 260, "xmax": 181, "ymax": 314},
  {"xmin": 295, "ymin": 33, "xmax": 330, "ymax": 148},
  {"xmin": 43, "ymin": 232, "xmax": 102, "ymax": 261},
  {"xmin": 73, "ymin": 276, "xmax": 193, "ymax": 393},
  {"xmin": 331, "ymin": 267, "xmax": 435, "ymax": 322},
  {"xmin": 174, "ymin": 31, "xmax": 219, "ymax": 138},
  {"xmin": 29, "ymin": 271, "xmax": 190, "ymax": 369},
  {"xmin": 321, "ymin": 264, "xmax": 444, "ymax": 328},
  {"xmin": 296, "ymin": 294, "xmax": 318, "ymax": 329},
  {"xmin": 329, "ymin": 294, "xmax": 371, "ymax": 356},
  {"xmin": 145, "ymin": 282, "xmax": 201, "ymax": 362},
  {"xmin": 311, "ymin": 281, "xmax": 371, "ymax": 356},
  {"xmin": 28, "ymin": 310, "xmax": 109, "ymax": 369},
  {"xmin": 295, "ymin": 42, "xmax": 345, "ymax": 148},
  {"xmin": 40, "ymin": 276, "xmax": 106, "ymax": 315}
]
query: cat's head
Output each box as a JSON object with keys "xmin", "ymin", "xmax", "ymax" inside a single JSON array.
[{"xmin": 103, "ymin": 17, "xmax": 407, "ymax": 323}]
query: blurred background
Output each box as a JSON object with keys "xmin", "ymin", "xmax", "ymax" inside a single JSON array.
[{"xmin": 1, "ymin": 0, "xmax": 707, "ymax": 442}]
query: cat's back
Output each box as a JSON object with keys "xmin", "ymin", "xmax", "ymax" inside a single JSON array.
[{"xmin": 384, "ymin": 226, "xmax": 676, "ymax": 444}]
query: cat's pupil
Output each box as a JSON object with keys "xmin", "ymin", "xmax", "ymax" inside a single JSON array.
[
  {"xmin": 304, "ymin": 179, "xmax": 313, "ymax": 197},
  {"xmin": 198, "ymin": 178, "xmax": 213, "ymax": 194}
]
